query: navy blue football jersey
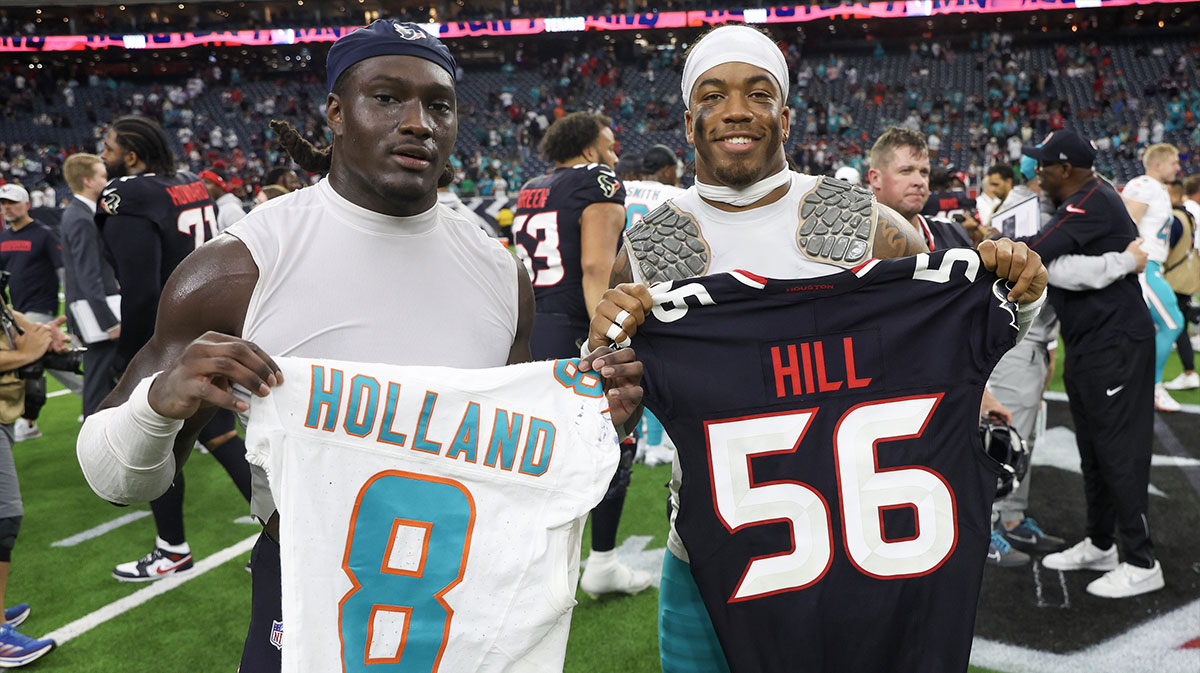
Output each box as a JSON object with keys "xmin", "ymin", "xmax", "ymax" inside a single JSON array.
[
  {"xmin": 96, "ymin": 171, "xmax": 217, "ymax": 360},
  {"xmin": 512, "ymin": 163, "xmax": 625, "ymax": 323},
  {"xmin": 633, "ymin": 249, "xmax": 1020, "ymax": 673}
]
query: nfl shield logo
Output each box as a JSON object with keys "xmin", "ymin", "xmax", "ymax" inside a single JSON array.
[{"xmin": 270, "ymin": 620, "xmax": 284, "ymax": 651}]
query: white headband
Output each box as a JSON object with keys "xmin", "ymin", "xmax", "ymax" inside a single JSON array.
[{"xmin": 681, "ymin": 25, "xmax": 789, "ymax": 108}]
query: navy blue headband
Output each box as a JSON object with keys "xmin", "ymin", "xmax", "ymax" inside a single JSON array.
[{"xmin": 326, "ymin": 20, "xmax": 457, "ymax": 92}]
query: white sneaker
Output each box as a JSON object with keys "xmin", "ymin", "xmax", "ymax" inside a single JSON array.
[
  {"xmin": 1163, "ymin": 371, "xmax": 1200, "ymax": 391},
  {"xmin": 1086, "ymin": 561, "xmax": 1165, "ymax": 598},
  {"xmin": 13, "ymin": 419, "xmax": 41, "ymax": 442},
  {"xmin": 579, "ymin": 555, "xmax": 653, "ymax": 598},
  {"xmin": 643, "ymin": 443, "xmax": 674, "ymax": 468},
  {"xmin": 1042, "ymin": 537, "xmax": 1119, "ymax": 571},
  {"xmin": 1154, "ymin": 384, "xmax": 1181, "ymax": 412}
]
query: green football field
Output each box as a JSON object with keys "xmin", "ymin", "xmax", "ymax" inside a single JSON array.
[{"xmin": 8, "ymin": 344, "xmax": 1197, "ymax": 672}]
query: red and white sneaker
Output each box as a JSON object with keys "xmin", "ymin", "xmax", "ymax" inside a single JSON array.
[{"xmin": 112, "ymin": 547, "xmax": 194, "ymax": 582}]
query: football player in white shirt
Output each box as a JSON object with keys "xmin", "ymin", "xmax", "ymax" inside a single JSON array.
[
  {"xmin": 1121, "ymin": 143, "xmax": 1185, "ymax": 411},
  {"xmin": 576, "ymin": 24, "xmax": 1047, "ymax": 673},
  {"xmin": 75, "ymin": 20, "xmax": 644, "ymax": 673}
]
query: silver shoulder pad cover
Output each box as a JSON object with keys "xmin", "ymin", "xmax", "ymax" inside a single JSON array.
[
  {"xmin": 797, "ymin": 176, "xmax": 874, "ymax": 266},
  {"xmin": 625, "ymin": 202, "xmax": 711, "ymax": 285}
]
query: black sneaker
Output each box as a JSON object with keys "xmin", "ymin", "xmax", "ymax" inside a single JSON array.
[
  {"xmin": 1002, "ymin": 517, "xmax": 1066, "ymax": 554},
  {"xmin": 112, "ymin": 547, "xmax": 194, "ymax": 582},
  {"xmin": 986, "ymin": 529, "xmax": 1030, "ymax": 567}
]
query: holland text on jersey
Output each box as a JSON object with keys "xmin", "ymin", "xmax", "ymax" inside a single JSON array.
[{"xmin": 301, "ymin": 364, "xmax": 558, "ymax": 478}]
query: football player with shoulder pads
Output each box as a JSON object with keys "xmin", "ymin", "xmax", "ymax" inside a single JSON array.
[{"xmin": 581, "ymin": 24, "xmax": 1048, "ymax": 673}]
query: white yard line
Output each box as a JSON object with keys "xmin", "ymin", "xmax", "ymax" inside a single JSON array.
[
  {"xmin": 50, "ymin": 511, "xmax": 151, "ymax": 548},
  {"xmin": 1043, "ymin": 390, "xmax": 1200, "ymax": 415},
  {"xmin": 46, "ymin": 389, "xmax": 72, "ymax": 398},
  {"xmin": 43, "ymin": 534, "xmax": 258, "ymax": 646}
]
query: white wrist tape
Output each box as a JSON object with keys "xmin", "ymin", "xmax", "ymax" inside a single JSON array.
[
  {"xmin": 1015, "ymin": 291, "xmax": 1046, "ymax": 344},
  {"xmin": 76, "ymin": 372, "xmax": 185, "ymax": 505}
]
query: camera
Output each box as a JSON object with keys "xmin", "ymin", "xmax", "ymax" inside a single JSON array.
[
  {"xmin": 16, "ymin": 348, "xmax": 86, "ymax": 380},
  {"xmin": 0, "ymin": 272, "xmax": 88, "ymax": 379}
]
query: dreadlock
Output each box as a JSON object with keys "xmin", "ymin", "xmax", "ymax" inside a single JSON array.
[
  {"xmin": 438, "ymin": 162, "xmax": 455, "ymax": 188},
  {"xmin": 271, "ymin": 119, "xmax": 331, "ymax": 173},
  {"xmin": 111, "ymin": 115, "xmax": 176, "ymax": 176}
]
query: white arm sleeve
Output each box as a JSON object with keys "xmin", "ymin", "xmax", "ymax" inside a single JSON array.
[
  {"xmin": 76, "ymin": 373, "xmax": 185, "ymax": 505},
  {"xmin": 1046, "ymin": 251, "xmax": 1136, "ymax": 291}
]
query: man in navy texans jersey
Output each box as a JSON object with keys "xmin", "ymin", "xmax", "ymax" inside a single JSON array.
[
  {"xmin": 631, "ymin": 250, "xmax": 1031, "ymax": 673},
  {"xmin": 97, "ymin": 116, "xmax": 254, "ymax": 584},
  {"xmin": 512, "ymin": 111, "xmax": 650, "ymax": 597}
]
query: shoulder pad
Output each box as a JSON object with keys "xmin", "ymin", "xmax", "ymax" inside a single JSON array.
[
  {"xmin": 99, "ymin": 175, "xmax": 146, "ymax": 216},
  {"xmin": 578, "ymin": 163, "xmax": 622, "ymax": 200},
  {"xmin": 624, "ymin": 201, "xmax": 710, "ymax": 285},
  {"xmin": 796, "ymin": 176, "xmax": 874, "ymax": 266}
]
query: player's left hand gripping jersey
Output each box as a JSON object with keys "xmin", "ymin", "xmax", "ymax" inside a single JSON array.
[
  {"xmin": 245, "ymin": 357, "xmax": 618, "ymax": 673},
  {"xmin": 512, "ymin": 163, "xmax": 626, "ymax": 323},
  {"xmin": 633, "ymin": 250, "xmax": 1019, "ymax": 673}
]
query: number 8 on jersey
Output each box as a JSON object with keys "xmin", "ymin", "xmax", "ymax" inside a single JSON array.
[{"xmin": 340, "ymin": 471, "xmax": 476, "ymax": 672}]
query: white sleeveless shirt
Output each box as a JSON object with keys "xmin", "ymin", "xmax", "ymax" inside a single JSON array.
[
  {"xmin": 668, "ymin": 171, "xmax": 843, "ymax": 279},
  {"xmin": 226, "ymin": 178, "xmax": 521, "ymax": 522}
]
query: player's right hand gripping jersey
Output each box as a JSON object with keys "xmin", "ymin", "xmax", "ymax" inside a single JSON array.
[
  {"xmin": 245, "ymin": 357, "xmax": 618, "ymax": 673},
  {"xmin": 512, "ymin": 163, "xmax": 626, "ymax": 323},
  {"xmin": 633, "ymin": 250, "xmax": 1020, "ymax": 673}
]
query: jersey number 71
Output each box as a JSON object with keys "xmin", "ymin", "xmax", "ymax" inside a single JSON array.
[{"xmin": 177, "ymin": 204, "xmax": 217, "ymax": 250}]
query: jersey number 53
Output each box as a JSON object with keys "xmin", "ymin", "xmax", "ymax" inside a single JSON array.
[{"xmin": 512, "ymin": 211, "xmax": 563, "ymax": 287}]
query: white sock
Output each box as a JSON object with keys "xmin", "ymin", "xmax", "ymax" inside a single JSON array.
[
  {"xmin": 588, "ymin": 549, "xmax": 615, "ymax": 568},
  {"xmin": 156, "ymin": 536, "xmax": 190, "ymax": 555}
]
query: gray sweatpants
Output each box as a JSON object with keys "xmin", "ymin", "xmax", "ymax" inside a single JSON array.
[
  {"xmin": 988, "ymin": 337, "xmax": 1051, "ymax": 524},
  {"xmin": 0, "ymin": 424, "xmax": 23, "ymax": 519}
]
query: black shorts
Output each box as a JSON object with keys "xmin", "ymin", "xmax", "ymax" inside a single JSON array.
[
  {"xmin": 239, "ymin": 532, "xmax": 282, "ymax": 672},
  {"xmin": 531, "ymin": 312, "xmax": 589, "ymax": 361},
  {"xmin": 199, "ymin": 408, "xmax": 237, "ymax": 444}
]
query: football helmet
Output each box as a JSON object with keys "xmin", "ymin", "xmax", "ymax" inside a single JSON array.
[{"xmin": 980, "ymin": 420, "xmax": 1030, "ymax": 499}]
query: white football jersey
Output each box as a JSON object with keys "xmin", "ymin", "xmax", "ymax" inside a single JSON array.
[
  {"xmin": 1123, "ymin": 175, "xmax": 1172, "ymax": 263},
  {"xmin": 623, "ymin": 179, "xmax": 686, "ymax": 229},
  {"xmin": 245, "ymin": 356, "xmax": 619, "ymax": 673}
]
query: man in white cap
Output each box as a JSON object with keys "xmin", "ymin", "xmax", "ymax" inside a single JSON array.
[
  {"xmin": 833, "ymin": 165, "xmax": 860, "ymax": 186},
  {"xmin": 577, "ymin": 23, "xmax": 1048, "ymax": 672}
]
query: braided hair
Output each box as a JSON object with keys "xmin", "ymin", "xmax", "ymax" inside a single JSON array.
[
  {"xmin": 271, "ymin": 119, "xmax": 331, "ymax": 174},
  {"xmin": 111, "ymin": 116, "xmax": 176, "ymax": 175}
]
